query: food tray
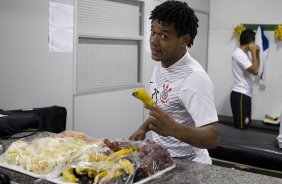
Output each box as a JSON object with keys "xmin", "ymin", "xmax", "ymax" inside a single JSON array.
[
  {"xmin": 46, "ymin": 163, "xmax": 175, "ymax": 184},
  {"xmin": 0, "ymin": 162, "xmax": 46, "ymax": 179},
  {"xmin": 0, "ymin": 162, "xmax": 175, "ymax": 184},
  {"xmin": 0, "ymin": 132, "xmax": 175, "ymax": 184}
]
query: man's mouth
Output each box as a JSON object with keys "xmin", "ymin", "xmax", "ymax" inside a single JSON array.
[{"xmin": 151, "ymin": 49, "xmax": 161, "ymax": 55}]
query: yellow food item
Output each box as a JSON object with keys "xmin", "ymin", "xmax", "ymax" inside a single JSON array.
[
  {"xmin": 113, "ymin": 148, "xmax": 133, "ymax": 157},
  {"xmin": 88, "ymin": 152, "xmax": 107, "ymax": 162},
  {"xmin": 107, "ymin": 148, "xmax": 134, "ymax": 161},
  {"xmin": 75, "ymin": 167, "xmax": 89, "ymax": 176},
  {"xmin": 88, "ymin": 169, "xmax": 97, "ymax": 178},
  {"xmin": 132, "ymin": 88, "xmax": 157, "ymax": 109},
  {"xmin": 63, "ymin": 168, "xmax": 79, "ymax": 183},
  {"xmin": 119, "ymin": 159, "xmax": 134, "ymax": 175},
  {"xmin": 132, "ymin": 144, "xmax": 139, "ymax": 151},
  {"xmin": 31, "ymin": 157, "xmax": 56, "ymax": 174},
  {"xmin": 94, "ymin": 170, "xmax": 108, "ymax": 184},
  {"xmin": 94, "ymin": 170, "xmax": 122, "ymax": 184},
  {"xmin": 5, "ymin": 141, "xmax": 29, "ymax": 165}
]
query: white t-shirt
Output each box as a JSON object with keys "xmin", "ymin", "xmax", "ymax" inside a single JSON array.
[
  {"xmin": 149, "ymin": 51, "xmax": 218, "ymax": 164},
  {"xmin": 231, "ymin": 47, "xmax": 255, "ymax": 97}
]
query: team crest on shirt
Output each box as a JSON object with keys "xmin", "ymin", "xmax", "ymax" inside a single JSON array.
[{"xmin": 160, "ymin": 83, "xmax": 172, "ymax": 104}]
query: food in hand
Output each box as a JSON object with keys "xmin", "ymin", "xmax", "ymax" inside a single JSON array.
[{"xmin": 132, "ymin": 88, "xmax": 157, "ymax": 109}]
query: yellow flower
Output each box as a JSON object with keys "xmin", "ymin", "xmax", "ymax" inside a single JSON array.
[
  {"xmin": 274, "ymin": 25, "xmax": 282, "ymax": 40},
  {"xmin": 234, "ymin": 24, "xmax": 246, "ymax": 39}
]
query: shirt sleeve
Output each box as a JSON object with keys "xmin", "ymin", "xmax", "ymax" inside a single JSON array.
[
  {"xmin": 233, "ymin": 51, "xmax": 252, "ymax": 70},
  {"xmin": 179, "ymin": 72, "xmax": 218, "ymax": 127}
]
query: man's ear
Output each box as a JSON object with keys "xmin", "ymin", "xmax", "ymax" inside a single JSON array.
[{"xmin": 181, "ymin": 34, "xmax": 191, "ymax": 47}]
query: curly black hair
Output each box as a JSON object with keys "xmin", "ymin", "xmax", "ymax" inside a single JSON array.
[{"xmin": 150, "ymin": 0, "xmax": 199, "ymax": 47}]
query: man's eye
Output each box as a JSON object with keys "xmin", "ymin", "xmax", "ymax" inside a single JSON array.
[{"xmin": 161, "ymin": 34, "xmax": 167, "ymax": 39}]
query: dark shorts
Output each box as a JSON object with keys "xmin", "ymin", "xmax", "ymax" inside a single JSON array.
[{"xmin": 230, "ymin": 91, "xmax": 252, "ymax": 129}]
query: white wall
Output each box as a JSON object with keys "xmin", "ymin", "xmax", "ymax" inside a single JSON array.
[
  {"xmin": 208, "ymin": 0, "xmax": 282, "ymax": 119},
  {"xmin": 0, "ymin": 0, "xmax": 74, "ymax": 129},
  {"xmin": 185, "ymin": 0, "xmax": 210, "ymax": 12},
  {"xmin": 74, "ymin": 90, "xmax": 143, "ymax": 139}
]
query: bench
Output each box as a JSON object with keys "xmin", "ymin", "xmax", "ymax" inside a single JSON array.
[{"xmin": 208, "ymin": 116, "xmax": 282, "ymax": 173}]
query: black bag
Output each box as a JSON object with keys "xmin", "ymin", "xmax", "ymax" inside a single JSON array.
[
  {"xmin": 9, "ymin": 106, "xmax": 67, "ymax": 133},
  {"xmin": 0, "ymin": 110, "xmax": 40, "ymax": 137}
]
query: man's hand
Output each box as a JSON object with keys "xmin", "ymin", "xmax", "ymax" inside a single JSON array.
[
  {"xmin": 147, "ymin": 106, "xmax": 179, "ymax": 137},
  {"xmin": 248, "ymin": 42, "xmax": 259, "ymax": 53},
  {"xmin": 256, "ymin": 45, "xmax": 260, "ymax": 51},
  {"xmin": 129, "ymin": 128, "xmax": 146, "ymax": 141},
  {"xmin": 145, "ymin": 106, "xmax": 220, "ymax": 148}
]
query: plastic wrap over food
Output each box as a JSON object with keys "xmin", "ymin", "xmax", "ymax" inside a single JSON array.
[
  {"xmin": 0, "ymin": 131, "xmax": 174, "ymax": 183},
  {"xmin": 102, "ymin": 139, "xmax": 174, "ymax": 183},
  {"xmin": 62, "ymin": 155, "xmax": 135, "ymax": 183},
  {"xmin": 0, "ymin": 131, "xmax": 101, "ymax": 177}
]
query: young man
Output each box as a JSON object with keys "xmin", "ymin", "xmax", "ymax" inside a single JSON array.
[
  {"xmin": 129, "ymin": 1, "xmax": 219, "ymax": 164},
  {"xmin": 230, "ymin": 29, "xmax": 260, "ymax": 129}
]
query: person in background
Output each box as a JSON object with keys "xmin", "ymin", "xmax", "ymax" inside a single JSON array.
[
  {"xmin": 230, "ymin": 29, "xmax": 260, "ymax": 129},
  {"xmin": 129, "ymin": 0, "xmax": 219, "ymax": 164}
]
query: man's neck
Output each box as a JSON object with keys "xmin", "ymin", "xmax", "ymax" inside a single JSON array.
[
  {"xmin": 161, "ymin": 49, "xmax": 187, "ymax": 68},
  {"xmin": 240, "ymin": 45, "xmax": 249, "ymax": 53}
]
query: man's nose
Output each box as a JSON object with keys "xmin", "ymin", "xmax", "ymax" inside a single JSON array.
[{"xmin": 150, "ymin": 35, "xmax": 159, "ymax": 45}]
